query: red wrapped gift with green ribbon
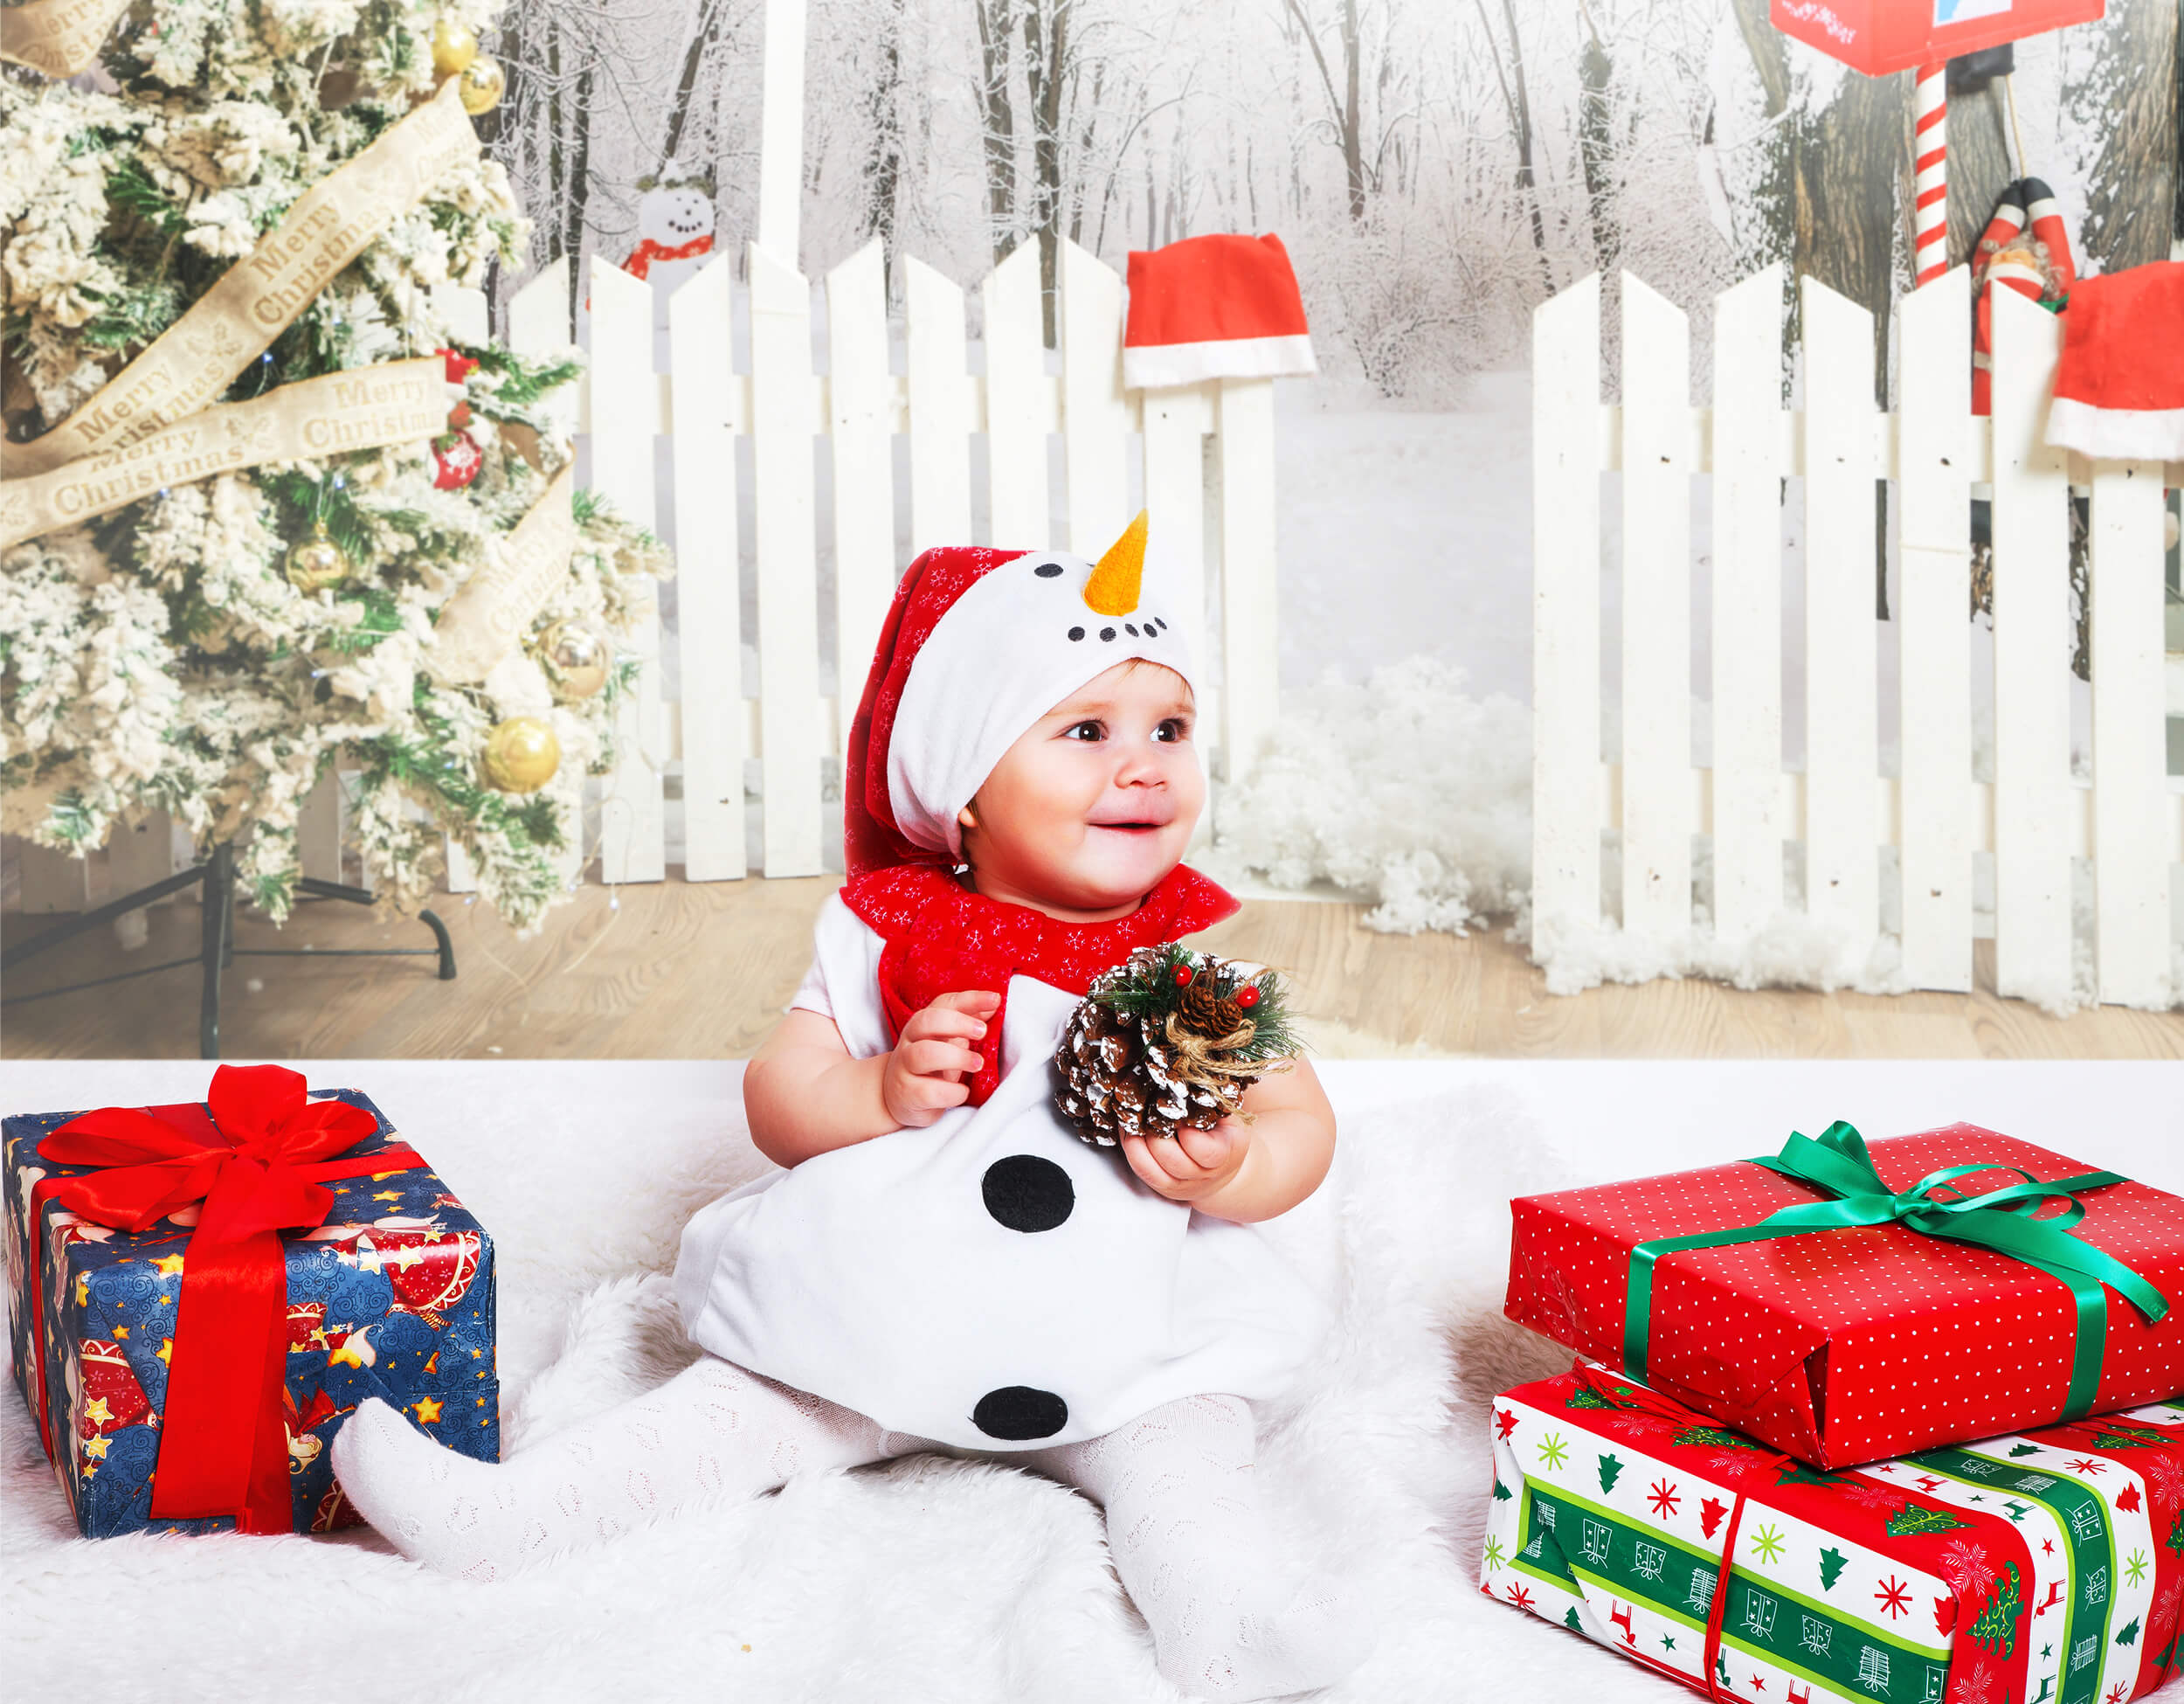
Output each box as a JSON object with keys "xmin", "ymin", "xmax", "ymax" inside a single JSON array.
[{"xmin": 1506, "ymin": 1122, "xmax": 2183, "ymax": 1470}]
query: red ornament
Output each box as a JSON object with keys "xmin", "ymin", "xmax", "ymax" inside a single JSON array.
[
  {"xmin": 432, "ymin": 429, "xmax": 481, "ymax": 490},
  {"xmin": 1173, "ymin": 965, "xmax": 1193, "ymax": 987},
  {"xmin": 1236, "ymin": 985, "xmax": 1261, "ymax": 1009},
  {"xmin": 447, "ymin": 399, "xmax": 472, "ymax": 430},
  {"xmin": 439, "ymin": 346, "xmax": 480, "ymax": 384}
]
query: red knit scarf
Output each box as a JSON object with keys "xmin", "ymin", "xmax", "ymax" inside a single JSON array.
[{"xmin": 840, "ymin": 862, "xmax": 1240, "ymax": 1107}]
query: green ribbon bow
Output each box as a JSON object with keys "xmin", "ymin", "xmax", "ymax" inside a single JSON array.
[{"xmin": 1625, "ymin": 1121, "xmax": 2171, "ymax": 1423}]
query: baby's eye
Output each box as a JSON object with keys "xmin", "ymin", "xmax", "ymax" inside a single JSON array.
[
  {"xmin": 1153, "ymin": 718, "xmax": 1190, "ymax": 744},
  {"xmin": 1065, "ymin": 720, "xmax": 1105, "ymax": 742}
]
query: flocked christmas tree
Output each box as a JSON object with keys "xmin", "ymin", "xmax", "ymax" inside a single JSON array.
[{"xmin": 0, "ymin": 0, "xmax": 668, "ymax": 931}]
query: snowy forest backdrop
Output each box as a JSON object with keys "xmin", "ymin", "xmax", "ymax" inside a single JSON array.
[{"xmin": 461, "ymin": 0, "xmax": 2180, "ymax": 964}]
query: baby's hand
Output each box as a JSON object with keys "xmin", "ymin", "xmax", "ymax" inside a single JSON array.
[
  {"xmin": 881, "ymin": 989, "xmax": 1002, "ymax": 1128},
  {"xmin": 1119, "ymin": 1120, "xmax": 1250, "ymax": 1205}
]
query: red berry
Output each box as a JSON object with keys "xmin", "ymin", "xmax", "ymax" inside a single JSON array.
[
  {"xmin": 1173, "ymin": 965, "xmax": 1193, "ymax": 987},
  {"xmin": 1236, "ymin": 986, "xmax": 1261, "ymax": 1008}
]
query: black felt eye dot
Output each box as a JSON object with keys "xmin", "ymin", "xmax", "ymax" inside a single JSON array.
[
  {"xmin": 983, "ymin": 1154, "xmax": 1074, "ymax": 1232},
  {"xmin": 1100, "ymin": 627, "xmax": 1116, "ymax": 641},
  {"xmin": 973, "ymin": 1386, "xmax": 1068, "ymax": 1441},
  {"xmin": 1033, "ymin": 562, "xmax": 1063, "ymax": 578},
  {"xmin": 1068, "ymin": 627, "xmax": 1085, "ymax": 641}
]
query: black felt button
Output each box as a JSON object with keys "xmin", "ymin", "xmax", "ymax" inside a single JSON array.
[
  {"xmin": 982, "ymin": 1154, "xmax": 1074, "ymax": 1232},
  {"xmin": 973, "ymin": 1387, "xmax": 1068, "ymax": 1440}
]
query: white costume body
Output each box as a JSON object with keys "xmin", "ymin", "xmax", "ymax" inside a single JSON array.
[{"xmin": 674, "ymin": 894, "xmax": 1330, "ymax": 1451}]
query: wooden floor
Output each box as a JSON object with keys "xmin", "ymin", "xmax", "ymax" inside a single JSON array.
[{"xmin": 5, "ymin": 874, "xmax": 2178, "ymax": 1059}]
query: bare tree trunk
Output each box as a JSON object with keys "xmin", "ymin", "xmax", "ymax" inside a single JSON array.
[
  {"xmin": 1577, "ymin": 25, "xmax": 1617, "ymax": 274},
  {"xmin": 1068, "ymin": 61, "xmax": 1101, "ymax": 245},
  {"xmin": 565, "ymin": 55, "xmax": 595, "ymax": 330},
  {"xmin": 1946, "ymin": 78, "xmax": 2016, "ymax": 265},
  {"xmin": 1281, "ymin": 0, "xmax": 1366, "ymax": 222},
  {"xmin": 1476, "ymin": 0, "xmax": 1552, "ymax": 292},
  {"xmin": 2076, "ymin": 0, "xmax": 2181, "ymax": 274},
  {"xmin": 547, "ymin": 17, "xmax": 565, "ymax": 271},
  {"xmin": 976, "ymin": 0, "xmax": 1019, "ymax": 268},
  {"xmin": 861, "ymin": 0, "xmax": 906, "ymax": 294},
  {"xmin": 658, "ymin": 0, "xmax": 728, "ymax": 175},
  {"xmin": 1022, "ymin": 0, "xmax": 1068, "ymax": 345}
]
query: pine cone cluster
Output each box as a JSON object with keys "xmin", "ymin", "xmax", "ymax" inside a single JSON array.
[{"xmin": 1054, "ymin": 946, "xmax": 1278, "ymax": 1146}]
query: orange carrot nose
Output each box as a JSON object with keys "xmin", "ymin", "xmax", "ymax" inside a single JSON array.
[{"xmin": 1082, "ymin": 509, "xmax": 1148, "ymax": 617}]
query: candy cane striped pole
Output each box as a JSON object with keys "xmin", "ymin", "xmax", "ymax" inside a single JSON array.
[{"xmin": 1913, "ymin": 62, "xmax": 1948, "ymax": 287}]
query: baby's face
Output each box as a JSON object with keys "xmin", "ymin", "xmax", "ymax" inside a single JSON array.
[{"xmin": 960, "ymin": 660, "xmax": 1205, "ymax": 918}]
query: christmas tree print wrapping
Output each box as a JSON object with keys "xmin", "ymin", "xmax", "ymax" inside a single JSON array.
[
  {"xmin": 1506, "ymin": 1124, "xmax": 2184, "ymax": 1469},
  {"xmin": 1481, "ymin": 1368, "xmax": 2184, "ymax": 1704},
  {"xmin": 3, "ymin": 1091, "xmax": 498, "ymax": 1539}
]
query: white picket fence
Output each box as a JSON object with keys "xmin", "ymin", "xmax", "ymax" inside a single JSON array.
[
  {"xmin": 438, "ymin": 235, "xmax": 1280, "ymax": 887},
  {"xmin": 1531, "ymin": 263, "xmax": 2184, "ymax": 1006}
]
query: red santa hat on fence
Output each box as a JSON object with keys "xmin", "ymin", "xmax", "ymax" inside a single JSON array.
[
  {"xmin": 841, "ymin": 512, "xmax": 1199, "ymax": 877},
  {"xmin": 2044, "ymin": 259, "xmax": 2184, "ymax": 461},
  {"xmin": 1123, "ymin": 233, "xmax": 1317, "ymax": 391}
]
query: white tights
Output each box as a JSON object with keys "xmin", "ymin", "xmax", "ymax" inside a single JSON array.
[{"xmin": 332, "ymin": 1356, "xmax": 1368, "ymax": 1700}]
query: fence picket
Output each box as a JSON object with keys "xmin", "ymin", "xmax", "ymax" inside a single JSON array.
[
  {"xmin": 1060, "ymin": 238, "xmax": 1129, "ymax": 558},
  {"xmin": 1988, "ymin": 286, "xmax": 2072, "ymax": 1000},
  {"xmin": 1895, "ymin": 267, "xmax": 1973, "ymax": 991},
  {"xmin": 1217, "ymin": 378, "xmax": 1278, "ymax": 783},
  {"xmin": 1617, "ymin": 274, "xmax": 1692, "ymax": 945},
  {"xmin": 906, "ymin": 256, "xmax": 971, "ymax": 554},
  {"xmin": 587, "ymin": 258, "xmax": 667, "ymax": 884},
  {"xmin": 1142, "ymin": 383, "xmax": 1212, "ymax": 689},
  {"xmin": 1709, "ymin": 263, "xmax": 1784, "ymax": 946},
  {"xmin": 748, "ymin": 241, "xmax": 825, "ymax": 876},
  {"xmin": 2090, "ymin": 456, "xmax": 2172, "ymax": 1005},
  {"xmin": 1530, "ymin": 274, "xmax": 1603, "ymax": 946},
  {"xmin": 982, "ymin": 242, "xmax": 1048, "ymax": 552},
  {"xmin": 826, "ymin": 239, "xmax": 893, "ymax": 756},
  {"xmin": 668, "ymin": 255, "xmax": 746, "ymax": 882},
  {"xmin": 1799, "ymin": 278, "xmax": 1879, "ymax": 953}
]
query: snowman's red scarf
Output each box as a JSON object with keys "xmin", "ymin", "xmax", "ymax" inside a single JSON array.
[{"xmin": 840, "ymin": 862, "xmax": 1240, "ymax": 1107}]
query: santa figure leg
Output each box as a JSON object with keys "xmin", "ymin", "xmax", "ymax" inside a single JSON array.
[
  {"xmin": 1026, "ymin": 1393, "xmax": 1373, "ymax": 1701},
  {"xmin": 332, "ymin": 1354, "xmax": 908, "ymax": 1580}
]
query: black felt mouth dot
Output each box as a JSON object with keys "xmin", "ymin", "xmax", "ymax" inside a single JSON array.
[
  {"xmin": 1154, "ymin": 616, "xmax": 1168, "ymax": 630},
  {"xmin": 1033, "ymin": 562, "xmax": 1063, "ymax": 578},
  {"xmin": 1100, "ymin": 627, "xmax": 1116, "ymax": 641},
  {"xmin": 1124, "ymin": 623, "xmax": 1140, "ymax": 636},
  {"xmin": 973, "ymin": 1386, "xmax": 1068, "ymax": 1441},
  {"xmin": 1068, "ymin": 626, "xmax": 1085, "ymax": 641}
]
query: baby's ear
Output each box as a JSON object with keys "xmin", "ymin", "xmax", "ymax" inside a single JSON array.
[{"xmin": 957, "ymin": 803, "xmax": 978, "ymax": 830}]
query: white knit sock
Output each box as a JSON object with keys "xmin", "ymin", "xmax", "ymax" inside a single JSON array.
[
  {"xmin": 1032, "ymin": 1394, "xmax": 1372, "ymax": 1701},
  {"xmin": 331, "ymin": 1354, "xmax": 898, "ymax": 1581}
]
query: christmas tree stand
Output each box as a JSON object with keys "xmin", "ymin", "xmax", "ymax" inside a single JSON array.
[{"xmin": 1, "ymin": 843, "xmax": 456, "ymax": 1059}]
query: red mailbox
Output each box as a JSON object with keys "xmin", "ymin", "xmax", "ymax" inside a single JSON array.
[{"xmin": 1768, "ymin": 0, "xmax": 2105, "ymax": 76}]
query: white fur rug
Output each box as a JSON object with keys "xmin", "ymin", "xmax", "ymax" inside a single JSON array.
[{"xmin": 5, "ymin": 1059, "xmax": 2178, "ymax": 1704}]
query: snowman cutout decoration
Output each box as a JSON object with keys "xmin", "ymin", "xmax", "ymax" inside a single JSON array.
[
  {"xmin": 586, "ymin": 166, "xmax": 716, "ymax": 315},
  {"xmin": 674, "ymin": 516, "xmax": 1329, "ymax": 1451}
]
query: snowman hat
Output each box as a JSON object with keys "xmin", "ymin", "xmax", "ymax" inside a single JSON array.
[{"xmin": 842, "ymin": 512, "xmax": 1198, "ymax": 877}]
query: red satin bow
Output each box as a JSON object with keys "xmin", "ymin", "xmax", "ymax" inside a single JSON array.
[{"xmin": 30, "ymin": 1064, "xmax": 424, "ymax": 1529}]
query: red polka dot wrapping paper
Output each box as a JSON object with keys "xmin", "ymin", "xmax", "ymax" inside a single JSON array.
[
  {"xmin": 1504, "ymin": 1125, "xmax": 2184, "ymax": 1470},
  {"xmin": 1479, "ymin": 1368, "xmax": 2184, "ymax": 1704}
]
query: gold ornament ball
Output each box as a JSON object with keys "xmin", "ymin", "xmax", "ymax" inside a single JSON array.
[
  {"xmin": 458, "ymin": 54, "xmax": 504, "ymax": 114},
  {"xmin": 538, "ymin": 620, "xmax": 610, "ymax": 700},
  {"xmin": 432, "ymin": 17, "xmax": 479, "ymax": 79},
  {"xmin": 483, "ymin": 717, "xmax": 560, "ymax": 793},
  {"xmin": 284, "ymin": 526, "xmax": 350, "ymax": 593}
]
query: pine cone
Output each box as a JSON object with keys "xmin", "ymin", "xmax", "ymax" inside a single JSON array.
[{"xmin": 1055, "ymin": 959, "xmax": 1248, "ymax": 1146}]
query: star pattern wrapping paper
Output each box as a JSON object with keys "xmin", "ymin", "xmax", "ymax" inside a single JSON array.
[
  {"xmin": 3, "ymin": 1090, "xmax": 499, "ymax": 1538},
  {"xmin": 1481, "ymin": 1370, "xmax": 2184, "ymax": 1704},
  {"xmin": 1505, "ymin": 1126, "xmax": 2184, "ymax": 1468}
]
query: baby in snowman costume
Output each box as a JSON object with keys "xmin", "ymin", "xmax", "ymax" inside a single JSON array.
[{"xmin": 334, "ymin": 516, "xmax": 1370, "ymax": 1700}]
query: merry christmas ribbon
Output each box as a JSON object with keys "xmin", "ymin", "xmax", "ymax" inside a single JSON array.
[
  {"xmin": 1624, "ymin": 1121, "xmax": 2171, "ymax": 1426},
  {"xmin": 0, "ymin": 0, "xmax": 129, "ymax": 78},
  {"xmin": 0, "ymin": 357, "xmax": 457, "ymax": 551},
  {"xmin": 423, "ymin": 463, "xmax": 578, "ymax": 682},
  {"xmin": 6, "ymin": 75, "xmax": 478, "ymax": 481},
  {"xmin": 27, "ymin": 1065, "xmax": 425, "ymax": 1530}
]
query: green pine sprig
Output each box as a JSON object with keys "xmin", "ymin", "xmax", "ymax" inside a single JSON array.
[{"xmin": 1090, "ymin": 943, "xmax": 1302, "ymax": 1065}]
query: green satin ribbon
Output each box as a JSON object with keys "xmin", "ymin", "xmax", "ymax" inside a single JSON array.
[{"xmin": 1624, "ymin": 1120, "xmax": 2170, "ymax": 1423}]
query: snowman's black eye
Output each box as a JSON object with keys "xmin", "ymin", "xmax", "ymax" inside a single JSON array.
[{"xmin": 1033, "ymin": 562, "xmax": 1062, "ymax": 578}]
